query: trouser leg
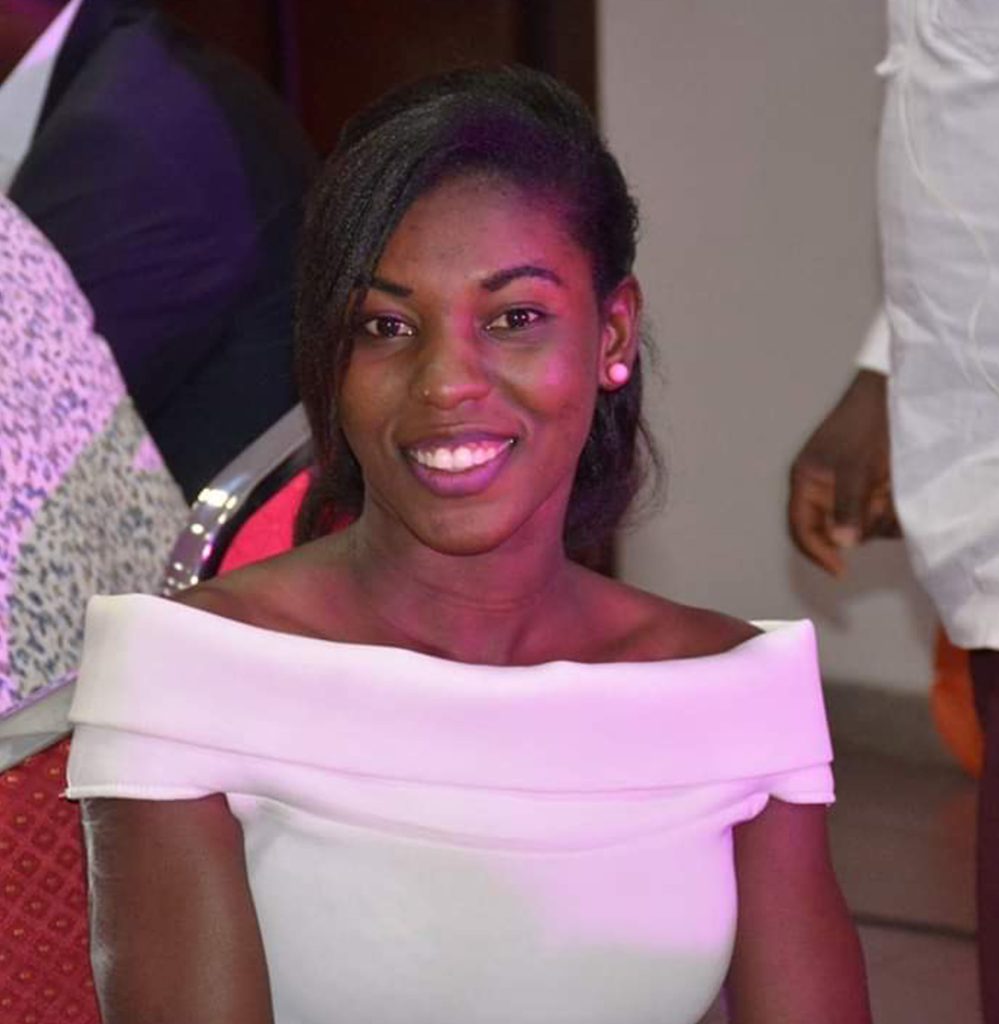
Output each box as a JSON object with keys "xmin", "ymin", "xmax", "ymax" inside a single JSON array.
[{"xmin": 971, "ymin": 649, "xmax": 999, "ymax": 1022}]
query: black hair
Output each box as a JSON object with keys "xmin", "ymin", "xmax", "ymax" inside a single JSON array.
[{"xmin": 294, "ymin": 65, "xmax": 661, "ymax": 554}]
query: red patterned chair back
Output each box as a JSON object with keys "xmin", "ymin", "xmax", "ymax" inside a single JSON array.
[{"xmin": 0, "ymin": 738, "xmax": 96, "ymax": 1023}]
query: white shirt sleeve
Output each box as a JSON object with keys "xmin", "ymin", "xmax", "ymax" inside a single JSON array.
[{"xmin": 855, "ymin": 308, "xmax": 891, "ymax": 374}]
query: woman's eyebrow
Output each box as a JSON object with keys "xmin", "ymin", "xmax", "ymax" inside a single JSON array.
[
  {"xmin": 364, "ymin": 265, "xmax": 564, "ymax": 297},
  {"xmin": 368, "ymin": 275, "xmax": 412, "ymax": 297},
  {"xmin": 481, "ymin": 264, "xmax": 565, "ymax": 292}
]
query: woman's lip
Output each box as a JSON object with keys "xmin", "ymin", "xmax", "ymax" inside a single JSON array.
[{"xmin": 403, "ymin": 430, "xmax": 517, "ymax": 450}]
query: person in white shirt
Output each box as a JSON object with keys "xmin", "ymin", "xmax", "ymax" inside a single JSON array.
[{"xmin": 788, "ymin": 2, "xmax": 999, "ymax": 1018}]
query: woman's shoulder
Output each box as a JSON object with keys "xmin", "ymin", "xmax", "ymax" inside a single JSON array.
[
  {"xmin": 580, "ymin": 570, "xmax": 764, "ymax": 663},
  {"xmin": 649, "ymin": 600, "xmax": 763, "ymax": 660},
  {"xmin": 72, "ymin": 547, "xmax": 358, "ymax": 737},
  {"xmin": 167, "ymin": 538, "xmax": 354, "ymax": 641}
]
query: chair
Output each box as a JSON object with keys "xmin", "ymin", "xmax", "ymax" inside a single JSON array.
[
  {"xmin": 162, "ymin": 403, "xmax": 313, "ymax": 593},
  {"xmin": 0, "ymin": 737, "xmax": 92, "ymax": 1023},
  {"xmin": 0, "ymin": 404, "xmax": 313, "ymax": 1023}
]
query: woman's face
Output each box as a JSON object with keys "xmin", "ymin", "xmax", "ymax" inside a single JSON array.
[{"xmin": 339, "ymin": 174, "xmax": 637, "ymax": 557}]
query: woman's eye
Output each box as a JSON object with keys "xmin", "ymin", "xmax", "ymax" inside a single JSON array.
[
  {"xmin": 486, "ymin": 308, "xmax": 545, "ymax": 333},
  {"xmin": 359, "ymin": 315, "xmax": 415, "ymax": 338}
]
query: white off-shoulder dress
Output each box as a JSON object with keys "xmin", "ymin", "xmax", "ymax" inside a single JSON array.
[{"xmin": 67, "ymin": 594, "xmax": 834, "ymax": 1024}]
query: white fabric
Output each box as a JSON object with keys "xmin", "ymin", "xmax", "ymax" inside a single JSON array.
[
  {"xmin": 856, "ymin": 308, "xmax": 892, "ymax": 375},
  {"xmin": 67, "ymin": 594, "xmax": 834, "ymax": 1024},
  {"xmin": 0, "ymin": 0, "xmax": 83, "ymax": 193},
  {"xmin": 878, "ymin": 0, "xmax": 999, "ymax": 648}
]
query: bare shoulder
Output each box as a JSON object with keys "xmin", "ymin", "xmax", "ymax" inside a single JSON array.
[
  {"xmin": 580, "ymin": 570, "xmax": 761, "ymax": 662},
  {"xmin": 662, "ymin": 600, "xmax": 762, "ymax": 659},
  {"xmin": 168, "ymin": 558, "xmax": 283, "ymax": 628},
  {"xmin": 168, "ymin": 537, "xmax": 344, "ymax": 637}
]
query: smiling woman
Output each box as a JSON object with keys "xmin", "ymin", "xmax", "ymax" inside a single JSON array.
[
  {"xmin": 336, "ymin": 174, "xmax": 636, "ymax": 554},
  {"xmin": 294, "ymin": 68, "xmax": 654, "ymax": 558},
  {"xmin": 65, "ymin": 67, "xmax": 871, "ymax": 1024}
]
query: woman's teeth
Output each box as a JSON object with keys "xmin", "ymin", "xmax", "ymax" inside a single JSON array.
[{"xmin": 411, "ymin": 440, "xmax": 511, "ymax": 472}]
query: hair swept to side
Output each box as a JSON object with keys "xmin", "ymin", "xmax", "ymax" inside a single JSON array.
[{"xmin": 294, "ymin": 64, "xmax": 662, "ymax": 554}]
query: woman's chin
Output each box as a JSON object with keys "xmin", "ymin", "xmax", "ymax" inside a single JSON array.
[
  {"xmin": 410, "ymin": 522, "xmax": 521, "ymax": 559},
  {"xmin": 403, "ymin": 505, "xmax": 547, "ymax": 560},
  {"xmin": 359, "ymin": 487, "xmax": 568, "ymax": 560}
]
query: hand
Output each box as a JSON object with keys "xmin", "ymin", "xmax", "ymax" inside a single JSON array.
[{"xmin": 788, "ymin": 369, "xmax": 900, "ymax": 577}]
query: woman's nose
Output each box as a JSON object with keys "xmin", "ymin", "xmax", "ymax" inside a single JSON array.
[{"xmin": 411, "ymin": 327, "xmax": 491, "ymax": 409}]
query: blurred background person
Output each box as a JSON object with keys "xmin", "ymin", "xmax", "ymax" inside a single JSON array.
[
  {"xmin": 788, "ymin": 310, "xmax": 896, "ymax": 580},
  {"xmin": 0, "ymin": 194, "xmax": 186, "ymax": 739},
  {"xmin": 788, "ymin": 2, "xmax": 999, "ymax": 1018},
  {"xmin": 2, "ymin": 0, "xmax": 317, "ymax": 499},
  {"xmin": 789, "ymin": 307, "xmax": 984, "ymax": 775}
]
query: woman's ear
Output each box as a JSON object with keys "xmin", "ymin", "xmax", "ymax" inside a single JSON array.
[{"xmin": 598, "ymin": 275, "xmax": 642, "ymax": 391}]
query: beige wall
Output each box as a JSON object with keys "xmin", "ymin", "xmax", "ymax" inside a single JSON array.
[{"xmin": 600, "ymin": 1, "xmax": 936, "ymax": 692}]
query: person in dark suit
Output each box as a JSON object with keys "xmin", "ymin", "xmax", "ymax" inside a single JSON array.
[{"xmin": 7, "ymin": 0, "xmax": 317, "ymax": 499}]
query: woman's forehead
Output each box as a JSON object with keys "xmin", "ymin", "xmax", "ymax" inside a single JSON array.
[{"xmin": 373, "ymin": 175, "xmax": 587, "ymax": 285}]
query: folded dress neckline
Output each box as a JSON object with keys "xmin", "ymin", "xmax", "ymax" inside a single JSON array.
[{"xmin": 69, "ymin": 594, "xmax": 830, "ymax": 792}]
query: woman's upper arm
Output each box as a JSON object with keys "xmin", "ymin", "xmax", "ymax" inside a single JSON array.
[
  {"xmin": 82, "ymin": 795, "xmax": 273, "ymax": 1024},
  {"xmin": 726, "ymin": 798, "xmax": 871, "ymax": 1024}
]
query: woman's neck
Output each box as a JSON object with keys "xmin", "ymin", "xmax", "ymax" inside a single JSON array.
[{"xmin": 339, "ymin": 518, "xmax": 587, "ymax": 665}]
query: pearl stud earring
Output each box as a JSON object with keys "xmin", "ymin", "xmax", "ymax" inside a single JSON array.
[{"xmin": 607, "ymin": 362, "xmax": 630, "ymax": 385}]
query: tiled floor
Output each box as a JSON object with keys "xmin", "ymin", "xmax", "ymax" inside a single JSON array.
[
  {"xmin": 699, "ymin": 750, "xmax": 980, "ymax": 1023},
  {"xmin": 834, "ymin": 752, "xmax": 979, "ymax": 1023}
]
